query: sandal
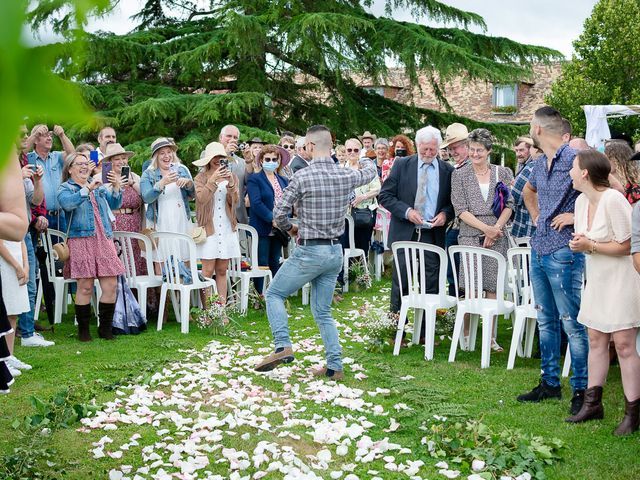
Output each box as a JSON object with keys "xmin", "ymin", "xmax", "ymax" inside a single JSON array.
[{"xmin": 491, "ymin": 340, "xmax": 504, "ymax": 352}]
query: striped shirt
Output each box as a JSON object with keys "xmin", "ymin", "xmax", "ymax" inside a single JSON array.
[{"xmin": 274, "ymin": 156, "xmax": 377, "ymax": 240}]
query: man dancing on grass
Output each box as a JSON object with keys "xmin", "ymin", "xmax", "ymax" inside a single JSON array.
[{"xmin": 254, "ymin": 125, "xmax": 377, "ymax": 380}]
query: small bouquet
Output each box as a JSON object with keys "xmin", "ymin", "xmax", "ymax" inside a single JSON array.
[
  {"xmin": 435, "ymin": 307, "xmax": 456, "ymax": 337},
  {"xmin": 358, "ymin": 303, "xmax": 398, "ymax": 353},
  {"xmin": 349, "ymin": 260, "xmax": 372, "ymax": 290},
  {"xmin": 191, "ymin": 294, "xmax": 239, "ymax": 335}
]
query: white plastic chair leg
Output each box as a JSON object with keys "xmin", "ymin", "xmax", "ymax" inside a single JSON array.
[
  {"xmin": 342, "ymin": 257, "xmax": 350, "ymax": 293},
  {"xmin": 411, "ymin": 308, "xmax": 423, "ymax": 345},
  {"xmin": 374, "ymin": 252, "xmax": 382, "ymax": 281},
  {"xmin": 35, "ymin": 281, "xmax": 42, "ymax": 321},
  {"xmin": 157, "ymin": 286, "xmax": 168, "ymax": 331},
  {"xmin": 53, "ymin": 283, "xmax": 65, "ymax": 324},
  {"xmin": 507, "ymin": 311, "xmax": 527, "ymax": 370},
  {"xmin": 481, "ymin": 314, "xmax": 493, "ymax": 369},
  {"xmin": 562, "ymin": 345, "xmax": 571, "ymax": 378},
  {"xmin": 448, "ymin": 308, "xmax": 466, "ymax": 363},
  {"xmin": 239, "ymin": 277, "xmax": 250, "ymax": 314},
  {"xmin": 468, "ymin": 314, "xmax": 479, "ymax": 352},
  {"xmin": 138, "ymin": 286, "xmax": 148, "ymax": 320},
  {"xmin": 302, "ymin": 283, "xmax": 310, "ymax": 305},
  {"xmin": 424, "ymin": 308, "xmax": 437, "ymax": 361},
  {"xmin": 524, "ymin": 318, "xmax": 537, "ymax": 358},
  {"xmin": 393, "ymin": 303, "xmax": 410, "ymax": 356},
  {"xmin": 180, "ymin": 289, "xmax": 190, "ymax": 334}
]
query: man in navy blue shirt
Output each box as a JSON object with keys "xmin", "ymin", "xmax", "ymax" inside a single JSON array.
[{"xmin": 518, "ymin": 107, "xmax": 589, "ymax": 416}]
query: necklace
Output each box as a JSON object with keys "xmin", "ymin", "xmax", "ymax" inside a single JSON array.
[{"xmin": 474, "ymin": 167, "xmax": 490, "ymax": 176}]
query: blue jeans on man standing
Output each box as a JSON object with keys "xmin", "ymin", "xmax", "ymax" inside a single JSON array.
[
  {"xmin": 17, "ymin": 233, "xmax": 37, "ymax": 339},
  {"xmin": 530, "ymin": 246, "xmax": 588, "ymax": 391},
  {"xmin": 266, "ymin": 244, "xmax": 344, "ymax": 371}
]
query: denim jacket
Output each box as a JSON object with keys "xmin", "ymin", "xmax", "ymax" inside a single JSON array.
[
  {"xmin": 57, "ymin": 179, "xmax": 123, "ymax": 239},
  {"xmin": 140, "ymin": 165, "xmax": 195, "ymax": 224}
]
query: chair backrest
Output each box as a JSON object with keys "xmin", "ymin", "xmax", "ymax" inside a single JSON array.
[
  {"xmin": 449, "ymin": 245, "xmax": 509, "ymax": 308},
  {"xmin": 40, "ymin": 228, "xmax": 66, "ymax": 279},
  {"xmin": 392, "ymin": 241, "xmax": 449, "ymax": 301},
  {"xmin": 509, "ymin": 235, "xmax": 531, "ymax": 249},
  {"xmin": 507, "ymin": 247, "xmax": 534, "ymax": 308},
  {"xmin": 149, "ymin": 231, "xmax": 199, "ymax": 286},
  {"xmin": 345, "ymin": 214, "xmax": 356, "ymax": 249},
  {"xmin": 229, "ymin": 224, "xmax": 258, "ymax": 273},
  {"xmin": 112, "ymin": 231, "xmax": 156, "ymax": 280}
]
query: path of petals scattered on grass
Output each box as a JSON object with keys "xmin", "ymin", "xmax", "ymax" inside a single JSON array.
[{"xmin": 75, "ymin": 289, "xmax": 530, "ymax": 480}]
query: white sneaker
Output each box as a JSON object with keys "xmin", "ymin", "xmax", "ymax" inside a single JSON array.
[
  {"xmin": 7, "ymin": 364, "xmax": 21, "ymax": 377},
  {"xmin": 7, "ymin": 356, "xmax": 32, "ymax": 370},
  {"xmin": 21, "ymin": 332, "xmax": 55, "ymax": 347}
]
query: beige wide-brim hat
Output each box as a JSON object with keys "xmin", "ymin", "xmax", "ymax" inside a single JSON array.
[
  {"xmin": 102, "ymin": 143, "xmax": 134, "ymax": 162},
  {"xmin": 358, "ymin": 131, "xmax": 377, "ymax": 142},
  {"xmin": 150, "ymin": 137, "xmax": 178, "ymax": 157},
  {"xmin": 440, "ymin": 123, "xmax": 469, "ymax": 149},
  {"xmin": 193, "ymin": 141, "xmax": 227, "ymax": 167}
]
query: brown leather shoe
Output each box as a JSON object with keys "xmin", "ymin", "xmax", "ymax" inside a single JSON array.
[
  {"xmin": 254, "ymin": 347, "xmax": 295, "ymax": 372},
  {"xmin": 312, "ymin": 367, "xmax": 344, "ymax": 381},
  {"xmin": 614, "ymin": 396, "xmax": 640, "ymax": 436},
  {"xmin": 566, "ymin": 386, "xmax": 604, "ymax": 423}
]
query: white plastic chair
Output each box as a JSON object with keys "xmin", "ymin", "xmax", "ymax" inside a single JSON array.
[
  {"xmin": 112, "ymin": 231, "xmax": 163, "ymax": 320},
  {"xmin": 34, "ymin": 229, "xmax": 77, "ymax": 324},
  {"xmin": 391, "ymin": 241, "xmax": 457, "ymax": 360},
  {"xmin": 150, "ymin": 232, "xmax": 216, "ymax": 333},
  {"xmin": 228, "ymin": 224, "xmax": 272, "ymax": 314},
  {"xmin": 373, "ymin": 208, "xmax": 391, "ymax": 281},
  {"xmin": 448, "ymin": 245, "xmax": 515, "ymax": 368},
  {"xmin": 343, "ymin": 214, "xmax": 369, "ymax": 293}
]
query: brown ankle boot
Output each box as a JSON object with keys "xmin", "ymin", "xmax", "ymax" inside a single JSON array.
[
  {"xmin": 614, "ymin": 396, "xmax": 640, "ymax": 436},
  {"xmin": 98, "ymin": 302, "xmax": 115, "ymax": 340},
  {"xmin": 566, "ymin": 386, "xmax": 604, "ymax": 423},
  {"xmin": 75, "ymin": 304, "xmax": 92, "ymax": 342}
]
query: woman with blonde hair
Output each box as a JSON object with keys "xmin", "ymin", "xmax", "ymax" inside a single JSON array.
[{"xmin": 605, "ymin": 141, "xmax": 640, "ymax": 204}]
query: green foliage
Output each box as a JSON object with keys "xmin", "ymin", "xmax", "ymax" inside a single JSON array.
[
  {"xmin": 546, "ymin": 0, "xmax": 640, "ymax": 138},
  {"xmin": 26, "ymin": 0, "xmax": 561, "ymax": 173},
  {"xmin": 425, "ymin": 418, "xmax": 565, "ymax": 480}
]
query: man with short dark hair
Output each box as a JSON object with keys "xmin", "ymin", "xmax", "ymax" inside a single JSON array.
[
  {"xmin": 255, "ymin": 125, "xmax": 377, "ymax": 380},
  {"xmin": 97, "ymin": 127, "xmax": 117, "ymax": 162},
  {"xmin": 561, "ymin": 118, "xmax": 572, "ymax": 143},
  {"xmin": 510, "ymin": 136, "xmax": 537, "ymax": 240},
  {"xmin": 519, "ymin": 106, "xmax": 589, "ymax": 416}
]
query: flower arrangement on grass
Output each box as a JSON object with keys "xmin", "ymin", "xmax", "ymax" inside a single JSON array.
[
  {"xmin": 358, "ymin": 302, "xmax": 398, "ymax": 353},
  {"xmin": 191, "ymin": 294, "xmax": 240, "ymax": 335},
  {"xmin": 349, "ymin": 259, "xmax": 372, "ymax": 290},
  {"xmin": 435, "ymin": 307, "xmax": 456, "ymax": 337}
]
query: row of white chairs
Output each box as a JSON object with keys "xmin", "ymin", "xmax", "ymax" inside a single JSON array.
[{"xmin": 391, "ymin": 241, "xmax": 575, "ymax": 371}]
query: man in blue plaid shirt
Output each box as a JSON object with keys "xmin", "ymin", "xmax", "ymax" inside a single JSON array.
[
  {"xmin": 510, "ymin": 136, "xmax": 537, "ymax": 240},
  {"xmin": 255, "ymin": 125, "xmax": 377, "ymax": 380}
]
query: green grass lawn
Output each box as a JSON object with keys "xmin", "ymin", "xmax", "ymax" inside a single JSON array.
[{"xmin": 0, "ymin": 280, "xmax": 638, "ymax": 480}]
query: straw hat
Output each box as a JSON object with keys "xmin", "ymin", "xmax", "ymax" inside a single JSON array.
[
  {"xmin": 193, "ymin": 142, "xmax": 227, "ymax": 167},
  {"xmin": 150, "ymin": 137, "xmax": 178, "ymax": 157},
  {"xmin": 440, "ymin": 123, "xmax": 469, "ymax": 149},
  {"xmin": 102, "ymin": 143, "xmax": 134, "ymax": 162},
  {"xmin": 358, "ymin": 131, "xmax": 377, "ymax": 142}
]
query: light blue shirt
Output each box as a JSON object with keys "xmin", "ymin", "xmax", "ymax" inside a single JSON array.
[
  {"xmin": 417, "ymin": 157, "xmax": 440, "ymax": 220},
  {"xmin": 27, "ymin": 150, "xmax": 65, "ymax": 212}
]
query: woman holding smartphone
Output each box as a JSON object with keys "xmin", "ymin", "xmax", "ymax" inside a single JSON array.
[
  {"xmin": 193, "ymin": 142, "xmax": 240, "ymax": 304},
  {"xmin": 58, "ymin": 152, "xmax": 124, "ymax": 341},
  {"xmin": 140, "ymin": 138, "xmax": 195, "ymax": 264}
]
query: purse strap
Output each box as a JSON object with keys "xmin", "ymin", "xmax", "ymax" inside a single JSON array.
[{"xmin": 65, "ymin": 210, "xmax": 74, "ymax": 238}]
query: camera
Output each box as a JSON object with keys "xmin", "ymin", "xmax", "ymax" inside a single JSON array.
[
  {"xmin": 237, "ymin": 142, "xmax": 246, "ymax": 151},
  {"xmin": 220, "ymin": 159, "xmax": 229, "ymax": 169},
  {"xmin": 395, "ymin": 148, "xmax": 408, "ymax": 157}
]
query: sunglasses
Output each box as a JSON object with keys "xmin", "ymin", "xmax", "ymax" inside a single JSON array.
[
  {"xmin": 346, "ymin": 148, "xmax": 360, "ymax": 153},
  {"xmin": 263, "ymin": 156, "xmax": 279, "ymax": 162},
  {"xmin": 282, "ymin": 144, "xmax": 295, "ymax": 149}
]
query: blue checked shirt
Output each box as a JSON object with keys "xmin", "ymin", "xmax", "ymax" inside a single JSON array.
[
  {"xmin": 274, "ymin": 156, "xmax": 377, "ymax": 239},
  {"xmin": 510, "ymin": 158, "xmax": 538, "ymax": 238},
  {"xmin": 27, "ymin": 150, "xmax": 65, "ymax": 212},
  {"xmin": 528, "ymin": 144, "xmax": 579, "ymax": 256}
]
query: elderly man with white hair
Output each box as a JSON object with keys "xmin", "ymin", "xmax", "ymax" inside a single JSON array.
[
  {"xmin": 379, "ymin": 125, "xmax": 455, "ymax": 316},
  {"xmin": 290, "ymin": 136, "xmax": 311, "ymax": 173}
]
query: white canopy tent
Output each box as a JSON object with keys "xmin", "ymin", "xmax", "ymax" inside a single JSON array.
[{"xmin": 583, "ymin": 105, "xmax": 640, "ymax": 149}]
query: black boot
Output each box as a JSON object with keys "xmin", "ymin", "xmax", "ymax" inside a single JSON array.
[
  {"xmin": 75, "ymin": 303, "xmax": 92, "ymax": 342},
  {"xmin": 98, "ymin": 302, "xmax": 115, "ymax": 340},
  {"xmin": 566, "ymin": 386, "xmax": 604, "ymax": 423},
  {"xmin": 614, "ymin": 396, "xmax": 640, "ymax": 436},
  {"xmin": 517, "ymin": 380, "xmax": 562, "ymax": 403}
]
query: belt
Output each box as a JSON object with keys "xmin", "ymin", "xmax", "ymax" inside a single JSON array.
[
  {"xmin": 297, "ymin": 238, "xmax": 340, "ymax": 246},
  {"xmin": 46, "ymin": 210, "xmax": 59, "ymax": 216},
  {"xmin": 113, "ymin": 208, "xmax": 139, "ymax": 214}
]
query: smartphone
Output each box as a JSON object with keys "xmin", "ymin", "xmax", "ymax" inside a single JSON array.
[
  {"xmin": 419, "ymin": 222, "xmax": 433, "ymax": 229},
  {"xmin": 220, "ymin": 159, "xmax": 229, "ymax": 169},
  {"xmin": 170, "ymin": 163, "xmax": 179, "ymax": 174},
  {"xmin": 395, "ymin": 148, "xmax": 407, "ymax": 157},
  {"xmin": 89, "ymin": 150, "xmax": 99, "ymax": 167},
  {"xmin": 101, "ymin": 161, "xmax": 113, "ymax": 184},
  {"xmin": 121, "ymin": 165, "xmax": 130, "ymax": 180}
]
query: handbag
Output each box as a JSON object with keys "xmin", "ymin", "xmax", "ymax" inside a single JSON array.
[
  {"xmin": 191, "ymin": 226, "xmax": 207, "ymax": 244},
  {"xmin": 52, "ymin": 211, "xmax": 73, "ymax": 262},
  {"xmin": 491, "ymin": 167, "xmax": 510, "ymax": 219},
  {"xmin": 352, "ymin": 207, "xmax": 376, "ymax": 229},
  {"xmin": 112, "ymin": 275, "xmax": 147, "ymax": 335}
]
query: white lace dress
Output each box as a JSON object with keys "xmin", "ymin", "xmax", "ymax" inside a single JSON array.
[
  {"xmin": 197, "ymin": 181, "xmax": 241, "ymax": 260},
  {"xmin": 153, "ymin": 183, "xmax": 193, "ymax": 262}
]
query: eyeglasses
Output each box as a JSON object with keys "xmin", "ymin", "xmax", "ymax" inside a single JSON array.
[
  {"xmin": 263, "ymin": 156, "xmax": 279, "ymax": 162},
  {"xmin": 73, "ymin": 162, "xmax": 91, "ymax": 168},
  {"xmin": 282, "ymin": 144, "xmax": 295, "ymax": 149},
  {"xmin": 346, "ymin": 148, "xmax": 360, "ymax": 153},
  {"xmin": 39, "ymin": 131, "xmax": 54, "ymax": 138}
]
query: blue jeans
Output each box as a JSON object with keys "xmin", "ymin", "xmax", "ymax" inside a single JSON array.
[
  {"xmin": 266, "ymin": 244, "xmax": 344, "ymax": 371},
  {"xmin": 531, "ymin": 246, "xmax": 588, "ymax": 391},
  {"xmin": 255, "ymin": 236, "xmax": 282, "ymax": 294},
  {"xmin": 445, "ymin": 228, "xmax": 459, "ymax": 296},
  {"xmin": 17, "ymin": 233, "xmax": 37, "ymax": 338}
]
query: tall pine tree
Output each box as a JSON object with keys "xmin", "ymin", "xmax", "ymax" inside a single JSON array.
[{"xmin": 30, "ymin": 0, "xmax": 561, "ymax": 170}]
